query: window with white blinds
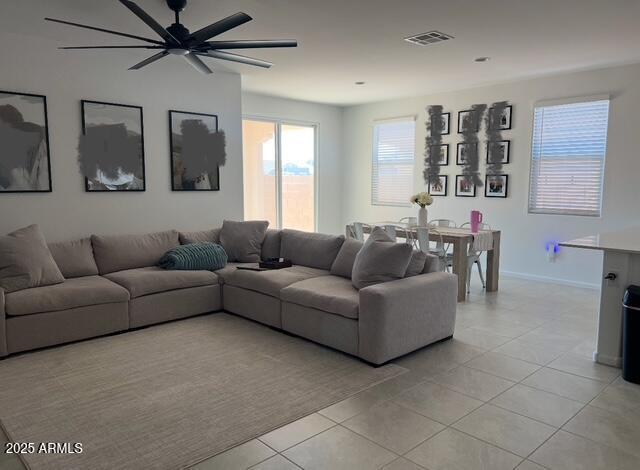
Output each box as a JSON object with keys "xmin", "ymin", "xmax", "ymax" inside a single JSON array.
[
  {"xmin": 528, "ymin": 98, "xmax": 610, "ymax": 217},
  {"xmin": 372, "ymin": 118, "xmax": 415, "ymax": 206}
]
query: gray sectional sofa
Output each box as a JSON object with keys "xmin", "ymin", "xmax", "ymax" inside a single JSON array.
[{"xmin": 0, "ymin": 227, "xmax": 457, "ymax": 365}]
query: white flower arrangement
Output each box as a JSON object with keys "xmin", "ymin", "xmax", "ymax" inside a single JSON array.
[{"xmin": 410, "ymin": 191, "xmax": 434, "ymax": 208}]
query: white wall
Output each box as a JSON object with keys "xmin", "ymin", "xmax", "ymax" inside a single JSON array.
[
  {"xmin": 241, "ymin": 92, "xmax": 344, "ymax": 234},
  {"xmin": 0, "ymin": 32, "xmax": 243, "ymax": 242},
  {"xmin": 342, "ymin": 63, "xmax": 640, "ymax": 288}
]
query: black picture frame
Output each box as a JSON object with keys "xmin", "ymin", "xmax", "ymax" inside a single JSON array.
[
  {"xmin": 485, "ymin": 174, "xmax": 509, "ymax": 198},
  {"xmin": 169, "ymin": 110, "xmax": 220, "ymax": 191},
  {"xmin": 0, "ymin": 90, "xmax": 52, "ymax": 193},
  {"xmin": 430, "ymin": 144, "xmax": 449, "ymax": 165},
  {"xmin": 456, "ymin": 142, "xmax": 477, "ymax": 165},
  {"xmin": 486, "ymin": 140, "xmax": 510, "ymax": 164},
  {"xmin": 429, "ymin": 175, "xmax": 448, "ymax": 196},
  {"xmin": 489, "ymin": 105, "xmax": 512, "ymax": 130},
  {"xmin": 81, "ymin": 100, "xmax": 146, "ymax": 192},
  {"xmin": 455, "ymin": 175, "xmax": 476, "ymax": 197},
  {"xmin": 457, "ymin": 109, "xmax": 481, "ymax": 133},
  {"xmin": 431, "ymin": 112, "xmax": 450, "ymax": 135}
]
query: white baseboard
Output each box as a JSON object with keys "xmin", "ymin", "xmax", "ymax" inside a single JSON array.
[
  {"xmin": 593, "ymin": 351, "xmax": 622, "ymax": 368},
  {"xmin": 500, "ymin": 270, "xmax": 600, "ymax": 290}
]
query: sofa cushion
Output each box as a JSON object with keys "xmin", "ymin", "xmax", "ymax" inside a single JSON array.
[
  {"xmin": 0, "ymin": 224, "xmax": 65, "ymax": 293},
  {"xmin": 330, "ymin": 238, "xmax": 364, "ymax": 279},
  {"xmin": 179, "ymin": 228, "xmax": 220, "ymax": 245},
  {"xmin": 280, "ymin": 229, "xmax": 345, "ymax": 270},
  {"xmin": 48, "ymin": 237, "xmax": 99, "ymax": 278},
  {"xmin": 225, "ymin": 265, "xmax": 329, "ymax": 298},
  {"xmin": 214, "ymin": 262, "xmax": 259, "ymax": 284},
  {"xmin": 352, "ymin": 227, "xmax": 413, "ymax": 290},
  {"xmin": 91, "ymin": 230, "xmax": 180, "ymax": 274},
  {"xmin": 405, "ymin": 250, "xmax": 428, "ymax": 277},
  {"xmin": 4, "ymin": 276, "xmax": 129, "ymax": 316},
  {"xmin": 281, "ymin": 275, "xmax": 359, "ymax": 319},
  {"xmin": 104, "ymin": 266, "xmax": 218, "ymax": 299},
  {"xmin": 219, "ymin": 220, "xmax": 269, "ymax": 262},
  {"xmin": 261, "ymin": 229, "xmax": 281, "ymax": 260}
]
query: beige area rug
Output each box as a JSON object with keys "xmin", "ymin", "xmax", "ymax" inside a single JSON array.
[{"xmin": 0, "ymin": 313, "xmax": 405, "ymax": 470}]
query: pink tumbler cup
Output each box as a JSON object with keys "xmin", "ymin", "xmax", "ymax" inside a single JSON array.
[{"xmin": 470, "ymin": 210, "xmax": 483, "ymax": 233}]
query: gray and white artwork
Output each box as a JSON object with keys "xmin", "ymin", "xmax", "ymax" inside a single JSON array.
[
  {"xmin": 0, "ymin": 91, "xmax": 51, "ymax": 192},
  {"xmin": 79, "ymin": 100, "xmax": 145, "ymax": 191},
  {"xmin": 170, "ymin": 110, "xmax": 226, "ymax": 191}
]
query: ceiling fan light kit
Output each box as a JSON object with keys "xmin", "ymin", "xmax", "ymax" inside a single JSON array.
[{"xmin": 46, "ymin": 0, "xmax": 298, "ymax": 74}]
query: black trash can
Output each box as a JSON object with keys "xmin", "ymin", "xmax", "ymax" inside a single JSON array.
[{"xmin": 623, "ymin": 285, "xmax": 640, "ymax": 383}]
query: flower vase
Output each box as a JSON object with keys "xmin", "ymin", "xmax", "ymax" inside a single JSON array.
[{"xmin": 418, "ymin": 207, "xmax": 428, "ymax": 227}]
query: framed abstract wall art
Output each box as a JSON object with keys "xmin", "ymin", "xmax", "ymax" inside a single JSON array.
[
  {"xmin": 0, "ymin": 90, "xmax": 52, "ymax": 192},
  {"xmin": 80, "ymin": 100, "xmax": 145, "ymax": 191}
]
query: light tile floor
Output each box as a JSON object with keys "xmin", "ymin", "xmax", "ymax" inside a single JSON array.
[
  {"xmin": 3, "ymin": 277, "xmax": 640, "ymax": 470},
  {"xmin": 192, "ymin": 276, "xmax": 640, "ymax": 470}
]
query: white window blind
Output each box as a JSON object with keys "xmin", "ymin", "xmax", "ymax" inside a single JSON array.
[
  {"xmin": 372, "ymin": 118, "xmax": 415, "ymax": 206},
  {"xmin": 528, "ymin": 98, "xmax": 610, "ymax": 216}
]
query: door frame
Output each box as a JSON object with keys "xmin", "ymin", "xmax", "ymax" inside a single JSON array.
[{"xmin": 242, "ymin": 115, "xmax": 319, "ymax": 231}]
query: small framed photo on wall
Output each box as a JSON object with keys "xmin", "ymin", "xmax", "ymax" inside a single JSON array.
[
  {"xmin": 485, "ymin": 174, "xmax": 508, "ymax": 198},
  {"xmin": 431, "ymin": 112, "xmax": 450, "ymax": 135},
  {"xmin": 486, "ymin": 140, "xmax": 510, "ymax": 164},
  {"xmin": 458, "ymin": 109, "xmax": 481, "ymax": 133},
  {"xmin": 429, "ymin": 175, "xmax": 448, "ymax": 196},
  {"xmin": 456, "ymin": 142, "xmax": 477, "ymax": 165},
  {"xmin": 430, "ymin": 144, "xmax": 449, "ymax": 165},
  {"xmin": 455, "ymin": 175, "xmax": 476, "ymax": 197},
  {"xmin": 489, "ymin": 105, "xmax": 512, "ymax": 130}
]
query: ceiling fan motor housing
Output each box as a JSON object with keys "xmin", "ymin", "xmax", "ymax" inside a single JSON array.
[{"xmin": 166, "ymin": 0, "xmax": 188, "ymax": 13}]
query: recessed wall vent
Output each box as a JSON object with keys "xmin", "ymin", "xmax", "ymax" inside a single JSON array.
[{"xmin": 404, "ymin": 31, "xmax": 454, "ymax": 46}]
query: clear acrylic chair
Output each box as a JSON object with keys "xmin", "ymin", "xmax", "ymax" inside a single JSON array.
[
  {"xmin": 347, "ymin": 222, "xmax": 371, "ymax": 241},
  {"xmin": 428, "ymin": 219, "xmax": 456, "ymax": 271}
]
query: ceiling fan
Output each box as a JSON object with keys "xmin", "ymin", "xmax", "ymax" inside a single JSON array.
[{"xmin": 45, "ymin": 0, "xmax": 297, "ymax": 74}]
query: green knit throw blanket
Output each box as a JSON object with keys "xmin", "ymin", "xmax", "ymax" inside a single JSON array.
[{"xmin": 158, "ymin": 242, "xmax": 228, "ymax": 270}]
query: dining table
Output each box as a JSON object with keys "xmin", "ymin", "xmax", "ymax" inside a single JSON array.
[{"xmin": 346, "ymin": 222, "xmax": 501, "ymax": 302}]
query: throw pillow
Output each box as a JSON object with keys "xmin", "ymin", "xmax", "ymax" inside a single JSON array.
[
  {"xmin": 405, "ymin": 250, "xmax": 428, "ymax": 277},
  {"xmin": 351, "ymin": 227, "xmax": 413, "ymax": 290},
  {"xmin": 219, "ymin": 220, "xmax": 269, "ymax": 262},
  {"xmin": 330, "ymin": 238, "xmax": 363, "ymax": 278},
  {"xmin": 0, "ymin": 224, "xmax": 65, "ymax": 293}
]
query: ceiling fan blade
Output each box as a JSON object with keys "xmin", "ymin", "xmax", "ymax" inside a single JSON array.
[
  {"xmin": 199, "ymin": 51, "xmax": 272, "ymax": 68},
  {"xmin": 129, "ymin": 51, "xmax": 169, "ymax": 70},
  {"xmin": 45, "ymin": 17, "xmax": 165, "ymax": 45},
  {"xmin": 60, "ymin": 45, "xmax": 165, "ymax": 49},
  {"xmin": 184, "ymin": 53, "xmax": 213, "ymax": 74},
  {"xmin": 188, "ymin": 12, "xmax": 252, "ymax": 45},
  {"xmin": 203, "ymin": 40, "xmax": 297, "ymax": 50},
  {"xmin": 119, "ymin": 0, "xmax": 179, "ymax": 45}
]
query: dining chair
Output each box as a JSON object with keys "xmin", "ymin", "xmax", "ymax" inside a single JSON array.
[
  {"xmin": 348, "ymin": 222, "xmax": 370, "ymax": 241},
  {"xmin": 428, "ymin": 219, "xmax": 457, "ymax": 271},
  {"xmin": 455, "ymin": 221, "xmax": 492, "ymax": 293}
]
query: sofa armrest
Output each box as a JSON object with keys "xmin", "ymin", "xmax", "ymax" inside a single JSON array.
[
  {"xmin": 358, "ymin": 272, "xmax": 457, "ymax": 364},
  {"xmin": 0, "ymin": 288, "xmax": 7, "ymax": 357}
]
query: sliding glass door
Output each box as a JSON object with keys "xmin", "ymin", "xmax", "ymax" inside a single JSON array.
[{"xmin": 243, "ymin": 119, "xmax": 316, "ymax": 231}]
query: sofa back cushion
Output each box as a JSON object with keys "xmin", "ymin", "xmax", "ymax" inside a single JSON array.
[
  {"xmin": 405, "ymin": 251, "xmax": 428, "ymax": 277},
  {"xmin": 280, "ymin": 229, "xmax": 345, "ymax": 270},
  {"xmin": 179, "ymin": 228, "xmax": 220, "ymax": 245},
  {"xmin": 351, "ymin": 227, "xmax": 412, "ymax": 289},
  {"xmin": 330, "ymin": 238, "xmax": 363, "ymax": 278},
  {"xmin": 0, "ymin": 224, "xmax": 65, "ymax": 293},
  {"xmin": 219, "ymin": 220, "xmax": 269, "ymax": 262},
  {"xmin": 48, "ymin": 237, "xmax": 99, "ymax": 278},
  {"xmin": 261, "ymin": 229, "xmax": 282, "ymax": 260},
  {"xmin": 91, "ymin": 230, "xmax": 179, "ymax": 274}
]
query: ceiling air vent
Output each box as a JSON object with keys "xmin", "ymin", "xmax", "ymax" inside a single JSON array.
[{"xmin": 404, "ymin": 31, "xmax": 454, "ymax": 46}]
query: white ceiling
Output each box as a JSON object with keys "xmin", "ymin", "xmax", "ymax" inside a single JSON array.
[{"xmin": 4, "ymin": 0, "xmax": 640, "ymax": 106}]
